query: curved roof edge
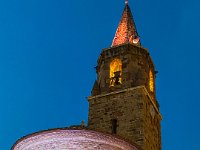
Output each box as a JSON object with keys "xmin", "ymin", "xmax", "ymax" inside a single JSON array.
[{"xmin": 12, "ymin": 127, "xmax": 140, "ymax": 150}]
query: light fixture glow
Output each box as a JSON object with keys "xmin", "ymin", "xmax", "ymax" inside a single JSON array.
[
  {"xmin": 110, "ymin": 59, "xmax": 122, "ymax": 86},
  {"xmin": 149, "ymin": 70, "xmax": 154, "ymax": 92}
]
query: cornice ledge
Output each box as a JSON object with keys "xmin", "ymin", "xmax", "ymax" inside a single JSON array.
[{"xmin": 87, "ymin": 85, "xmax": 162, "ymax": 119}]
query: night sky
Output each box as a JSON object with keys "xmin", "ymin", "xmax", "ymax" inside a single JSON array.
[{"xmin": 0, "ymin": 0, "xmax": 200, "ymax": 149}]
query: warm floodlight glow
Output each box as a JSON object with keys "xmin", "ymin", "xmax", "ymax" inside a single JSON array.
[
  {"xmin": 149, "ymin": 70, "xmax": 154, "ymax": 92},
  {"xmin": 12, "ymin": 129, "xmax": 138, "ymax": 150},
  {"xmin": 110, "ymin": 59, "xmax": 122, "ymax": 86}
]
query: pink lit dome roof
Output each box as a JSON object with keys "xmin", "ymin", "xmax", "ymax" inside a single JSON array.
[{"xmin": 12, "ymin": 129, "xmax": 139, "ymax": 150}]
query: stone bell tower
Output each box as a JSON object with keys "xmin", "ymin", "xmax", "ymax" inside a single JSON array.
[{"xmin": 88, "ymin": 1, "xmax": 162, "ymax": 150}]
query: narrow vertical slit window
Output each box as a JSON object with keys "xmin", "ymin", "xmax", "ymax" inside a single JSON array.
[
  {"xmin": 110, "ymin": 59, "xmax": 122, "ymax": 86},
  {"xmin": 112, "ymin": 119, "xmax": 117, "ymax": 134}
]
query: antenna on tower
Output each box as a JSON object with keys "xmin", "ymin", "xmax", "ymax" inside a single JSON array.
[{"xmin": 125, "ymin": 0, "xmax": 128, "ymax": 5}]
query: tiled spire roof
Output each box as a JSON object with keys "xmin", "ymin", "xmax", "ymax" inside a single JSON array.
[{"xmin": 111, "ymin": 2, "xmax": 140, "ymax": 47}]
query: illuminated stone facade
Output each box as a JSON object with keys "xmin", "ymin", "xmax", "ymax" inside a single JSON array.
[
  {"xmin": 88, "ymin": 2, "xmax": 161, "ymax": 150},
  {"xmin": 88, "ymin": 44, "xmax": 161, "ymax": 150},
  {"xmin": 91, "ymin": 44, "xmax": 157, "ymax": 101}
]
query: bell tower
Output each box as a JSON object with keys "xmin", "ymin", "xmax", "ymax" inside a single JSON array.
[{"xmin": 88, "ymin": 1, "xmax": 162, "ymax": 150}]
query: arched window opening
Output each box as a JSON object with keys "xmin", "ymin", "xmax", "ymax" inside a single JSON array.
[
  {"xmin": 110, "ymin": 59, "xmax": 122, "ymax": 86},
  {"xmin": 149, "ymin": 70, "xmax": 154, "ymax": 92}
]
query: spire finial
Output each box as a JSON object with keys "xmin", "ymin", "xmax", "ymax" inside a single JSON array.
[{"xmin": 125, "ymin": 0, "xmax": 128, "ymax": 5}]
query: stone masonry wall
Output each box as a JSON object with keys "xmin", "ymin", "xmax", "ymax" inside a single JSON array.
[
  {"xmin": 88, "ymin": 87, "xmax": 161, "ymax": 150},
  {"xmin": 92, "ymin": 44, "xmax": 158, "ymax": 106}
]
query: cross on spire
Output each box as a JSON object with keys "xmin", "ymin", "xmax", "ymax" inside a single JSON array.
[{"xmin": 125, "ymin": 0, "xmax": 128, "ymax": 5}]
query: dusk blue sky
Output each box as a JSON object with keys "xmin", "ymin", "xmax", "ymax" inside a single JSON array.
[{"xmin": 0, "ymin": 0, "xmax": 200, "ymax": 149}]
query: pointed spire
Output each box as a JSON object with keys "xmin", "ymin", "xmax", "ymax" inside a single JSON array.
[{"xmin": 111, "ymin": 1, "xmax": 140, "ymax": 47}]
